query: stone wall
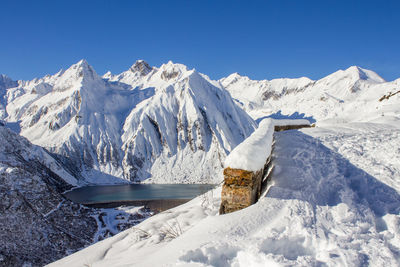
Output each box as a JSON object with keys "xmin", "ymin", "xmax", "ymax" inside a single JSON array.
[
  {"xmin": 220, "ymin": 157, "xmax": 271, "ymax": 214},
  {"xmin": 220, "ymin": 121, "xmax": 312, "ymax": 215},
  {"xmin": 274, "ymin": 124, "xmax": 314, "ymax": 132}
]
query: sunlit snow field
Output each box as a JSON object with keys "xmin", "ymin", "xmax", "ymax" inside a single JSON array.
[{"xmin": 48, "ymin": 121, "xmax": 400, "ymax": 266}]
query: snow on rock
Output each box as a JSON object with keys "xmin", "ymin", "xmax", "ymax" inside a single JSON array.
[
  {"xmin": 2, "ymin": 59, "xmax": 255, "ymax": 184},
  {"xmin": 272, "ymin": 118, "xmax": 311, "ymax": 126},
  {"xmin": 224, "ymin": 118, "xmax": 274, "ymax": 171},
  {"xmin": 0, "ymin": 74, "xmax": 18, "ymax": 119},
  {"xmin": 224, "ymin": 118, "xmax": 311, "ymax": 171},
  {"xmin": 48, "ymin": 122, "xmax": 400, "ymax": 267}
]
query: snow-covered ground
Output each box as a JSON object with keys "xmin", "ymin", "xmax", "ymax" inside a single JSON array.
[{"xmin": 48, "ymin": 121, "xmax": 400, "ymax": 266}]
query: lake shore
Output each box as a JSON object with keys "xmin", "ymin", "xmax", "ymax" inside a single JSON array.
[{"xmin": 82, "ymin": 199, "xmax": 191, "ymax": 212}]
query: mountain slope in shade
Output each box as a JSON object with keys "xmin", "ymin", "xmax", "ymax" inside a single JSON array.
[
  {"xmin": 2, "ymin": 60, "xmax": 256, "ymax": 184},
  {"xmin": 0, "ymin": 125, "xmax": 96, "ymax": 266},
  {"xmin": 220, "ymin": 66, "xmax": 399, "ymax": 124},
  {"xmin": 0, "ymin": 74, "xmax": 18, "ymax": 119},
  {"xmin": 0, "ymin": 124, "xmax": 152, "ymax": 266}
]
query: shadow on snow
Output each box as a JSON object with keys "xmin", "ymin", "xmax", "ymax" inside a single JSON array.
[{"xmin": 267, "ymin": 130, "xmax": 400, "ymax": 217}]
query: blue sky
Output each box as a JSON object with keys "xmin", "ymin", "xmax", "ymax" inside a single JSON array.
[{"xmin": 1, "ymin": 0, "xmax": 399, "ymax": 81}]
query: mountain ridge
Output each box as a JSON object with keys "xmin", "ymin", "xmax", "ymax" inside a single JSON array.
[
  {"xmin": 1, "ymin": 60, "xmax": 399, "ymax": 184},
  {"xmin": 2, "ymin": 59, "xmax": 255, "ymax": 184}
]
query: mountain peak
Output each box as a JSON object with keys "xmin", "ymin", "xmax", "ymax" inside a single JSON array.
[
  {"xmin": 344, "ymin": 66, "xmax": 385, "ymax": 83},
  {"xmin": 220, "ymin": 72, "xmax": 248, "ymax": 86},
  {"xmin": 159, "ymin": 61, "xmax": 190, "ymax": 81},
  {"xmin": 103, "ymin": 71, "xmax": 113, "ymax": 79},
  {"xmin": 66, "ymin": 59, "xmax": 98, "ymax": 81},
  {"xmin": 129, "ymin": 60, "xmax": 152, "ymax": 76},
  {"xmin": 0, "ymin": 74, "xmax": 18, "ymax": 90}
]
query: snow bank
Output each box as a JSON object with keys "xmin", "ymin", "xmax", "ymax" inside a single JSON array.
[
  {"xmin": 224, "ymin": 118, "xmax": 311, "ymax": 171},
  {"xmin": 224, "ymin": 118, "xmax": 275, "ymax": 171}
]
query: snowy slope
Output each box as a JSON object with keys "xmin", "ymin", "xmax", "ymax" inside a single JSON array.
[
  {"xmin": 220, "ymin": 66, "xmax": 400, "ymax": 124},
  {"xmin": 47, "ymin": 121, "xmax": 400, "ymax": 266},
  {"xmin": 2, "ymin": 60, "xmax": 255, "ymax": 184}
]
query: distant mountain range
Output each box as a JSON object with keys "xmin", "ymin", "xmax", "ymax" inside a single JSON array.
[{"xmin": 220, "ymin": 66, "xmax": 399, "ymax": 124}]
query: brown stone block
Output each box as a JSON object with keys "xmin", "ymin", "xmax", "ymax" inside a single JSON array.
[
  {"xmin": 221, "ymin": 185, "xmax": 254, "ymax": 206},
  {"xmin": 274, "ymin": 124, "xmax": 311, "ymax": 132}
]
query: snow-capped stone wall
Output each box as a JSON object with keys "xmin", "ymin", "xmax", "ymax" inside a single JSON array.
[{"xmin": 220, "ymin": 119, "xmax": 311, "ymax": 214}]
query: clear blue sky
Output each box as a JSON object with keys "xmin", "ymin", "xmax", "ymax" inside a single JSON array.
[{"xmin": 1, "ymin": 0, "xmax": 399, "ymax": 81}]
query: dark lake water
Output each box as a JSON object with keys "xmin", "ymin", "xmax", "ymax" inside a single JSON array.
[{"xmin": 64, "ymin": 184, "xmax": 215, "ymax": 205}]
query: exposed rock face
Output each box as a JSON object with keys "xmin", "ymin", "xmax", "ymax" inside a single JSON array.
[
  {"xmin": 274, "ymin": 124, "xmax": 313, "ymax": 131},
  {"xmin": 0, "ymin": 126, "xmax": 96, "ymax": 266},
  {"xmin": 220, "ymin": 167, "xmax": 265, "ymax": 214},
  {"xmin": 130, "ymin": 60, "xmax": 153, "ymax": 76}
]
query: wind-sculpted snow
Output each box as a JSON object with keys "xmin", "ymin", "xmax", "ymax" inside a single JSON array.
[
  {"xmin": 2, "ymin": 60, "xmax": 255, "ymax": 184},
  {"xmin": 48, "ymin": 123, "xmax": 400, "ymax": 266}
]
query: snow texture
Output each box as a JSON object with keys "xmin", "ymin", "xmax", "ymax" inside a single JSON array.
[
  {"xmin": 224, "ymin": 118, "xmax": 274, "ymax": 171},
  {"xmin": 272, "ymin": 118, "xmax": 311, "ymax": 126},
  {"xmin": 1, "ymin": 59, "xmax": 255, "ymax": 184},
  {"xmin": 47, "ymin": 122, "xmax": 400, "ymax": 267},
  {"xmin": 1, "ymin": 61, "xmax": 400, "ymax": 266},
  {"xmin": 224, "ymin": 118, "xmax": 311, "ymax": 171}
]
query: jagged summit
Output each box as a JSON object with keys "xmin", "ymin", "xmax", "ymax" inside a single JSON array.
[
  {"xmin": 59, "ymin": 59, "xmax": 100, "ymax": 83},
  {"xmin": 129, "ymin": 60, "xmax": 152, "ymax": 76},
  {"xmin": 0, "ymin": 74, "xmax": 18, "ymax": 90},
  {"xmin": 72, "ymin": 59, "xmax": 96, "ymax": 72},
  {"xmin": 1, "ymin": 59, "xmax": 255, "ymax": 184},
  {"xmin": 2, "ymin": 60, "xmax": 398, "ymax": 184},
  {"xmin": 159, "ymin": 61, "xmax": 191, "ymax": 81}
]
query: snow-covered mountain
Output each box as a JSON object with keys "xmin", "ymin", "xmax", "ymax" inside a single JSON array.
[
  {"xmin": 2, "ymin": 62, "xmax": 399, "ymax": 185},
  {"xmin": 2, "ymin": 60, "xmax": 255, "ymax": 184},
  {"xmin": 220, "ymin": 66, "xmax": 400, "ymax": 124},
  {"xmin": 0, "ymin": 74, "xmax": 18, "ymax": 119}
]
